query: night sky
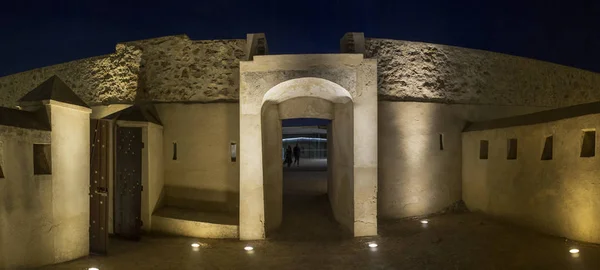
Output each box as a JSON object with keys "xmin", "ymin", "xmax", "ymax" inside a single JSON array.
[{"xmin": 1, "ymin": 0, "xmax": 599, "ymax": 77}]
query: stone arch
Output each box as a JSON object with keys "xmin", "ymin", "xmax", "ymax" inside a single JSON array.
[{"xmin": 261, "ymin": 77, "xmax": 353, "ymax": 106}]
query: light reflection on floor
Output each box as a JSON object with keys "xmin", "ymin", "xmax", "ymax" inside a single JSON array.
[{"xmin": 41, "ymin": 159, "xmax": 600, "ymax": 269}]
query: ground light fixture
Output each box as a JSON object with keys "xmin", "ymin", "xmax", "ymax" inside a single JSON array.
[
  {"xmin": 368, "ymin": 243, "xmax": 378, "ymax": 248},
  {"xmin": 569, "ymin": 248, "xmax": 580, "ymax": 254},
  {"xmin": 420, "ymin": 220, "xmax": 429, "ymax": 224},
  {"xmin": 191, "ymin": 243, "xmax": 200, "ymax": 248},
  {"xmin": 244, "ymin": 246, "xmax": 254, "ymax": 251},
  {"xmin": 88, "ymin": 268, "xmax": 99, "ymax": 270}
]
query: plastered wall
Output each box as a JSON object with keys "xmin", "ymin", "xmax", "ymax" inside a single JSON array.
[
  {"xmin": 462, "ymin": 114, "xmax": 600, "ymax": 244},
  {"xmin": 378, "ymin": 101, "xmax": 548, "ymax": 219},
  {"xmin": 0, "ymin": 126, "xmax": 52, "ymax": 268},
  {"xmin": 147, "ymin": 123, "xmax": 164, "ymax": 227},
  {"xmin": 47, "ymin": 102, "xmax": 91, "ymax": 263},
  {"xmin": 262, "ymin": 104, "xmax": 282, "ymax": 233},
  {"xmin": 155, "ymin": 103, "xmax": 239, "ymax": 213},
  {"xmin": 329, "ymin": 102, "xmax": 354, "ymax": 233}
]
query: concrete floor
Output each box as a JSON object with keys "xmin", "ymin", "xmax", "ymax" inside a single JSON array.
[{"xmin": 39, "ymin": 159, "xmax": 600, "ymax": 269}]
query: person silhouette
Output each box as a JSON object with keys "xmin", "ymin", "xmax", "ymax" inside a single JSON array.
[
  {"xmin": 284, "ymin": 145, "xmax": 293, "ymax": 168},
  {"xmin": 293, "ymin": 143, "xmax": 301, "ymax": 166}
]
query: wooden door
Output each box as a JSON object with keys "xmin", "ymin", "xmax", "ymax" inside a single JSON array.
[
  {"xmin": 90, "ymin": 119, "xmax": 110, "ymax": 254},
  {"xmin": 114, "ymin": 126, "xmax": 143, "ymax": 240}
]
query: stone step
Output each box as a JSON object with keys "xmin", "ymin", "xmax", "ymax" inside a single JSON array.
[{"xmin": 152, "ymin": 207, "xmax": 238, "ymax": 239}]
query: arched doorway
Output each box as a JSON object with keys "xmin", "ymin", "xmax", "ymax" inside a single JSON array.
[
  {"xmin": 261, "ymin": 79, "xmax": 354, "ymax": 238},
  {"xmin": 239, "ymin": 55, "xmax": 378, "ymax": 240}
]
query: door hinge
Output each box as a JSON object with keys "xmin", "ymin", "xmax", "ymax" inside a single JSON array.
[
  {"xmin": 141, "ymin": 142, "xmax": 145, "ymax": 149},
  {"xmin": 140, "ymin": 185, "xmax": 143, "ymax": 191}
]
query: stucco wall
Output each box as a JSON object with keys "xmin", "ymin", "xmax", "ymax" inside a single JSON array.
[
  {"xmin": 378, "ymin": 101, "xmax": 548, "ymax": 219},
  {"xmin": 47, "ymin": 103, "xmax": 91, "ymax": 263},
  {"xmin": 462, "ymin": 114, "xmax": 600, "ymax": 244},
  {"xmin": 147, "ymin": 123, "xmax": 164, "ymax": 227},
  {"xmin": 125, "ymin": 35, "xmax": 245, "ymax": 102},
  {"xmin": 155, "ymin": 103, "xmax": 239, "ymax": 213},
  {"xmin": 0, "ymin": 126, "xmax": 52, "ymax": 268},
  {"xmin": 0, "ymin": 45, "xmax": 141, "ymax": 108},
  {"xmin": 329, "ymin": 102, "xmax": 354, "ymax": 233},
  {"xmin": 262, "ymin": 104, "xmax": 282, "ymax": 233},
  {"xmin": 366, "ymin": 38, "xmax": 600, "ymax": 107}
]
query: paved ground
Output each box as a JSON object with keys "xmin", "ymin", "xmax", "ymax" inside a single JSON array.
[{"xmin": 39, "ymin": 165, "xmax": 600, "ymax": 270}]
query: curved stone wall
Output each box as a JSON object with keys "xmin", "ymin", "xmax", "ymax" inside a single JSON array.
[
  {"xmin": 2, "ymin": 35, "xmax": 599, "ymax": 108},
  {"xmin": 124, "ymin": 35, "xmax": 245, "ymax": 102},
  {"xmin": 366, "ymin": 38, "xmax": 600, "ymax": 107},
  {"xmin": 0, "ymin": 35, "xmax": 245, "ymax": 107},
  {"xmin": 0, "ymin": 44, "xmax": 141, "ymax": 108}
]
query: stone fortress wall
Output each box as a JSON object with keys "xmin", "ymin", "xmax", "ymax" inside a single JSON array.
[
  {"xmin": 123, "ymin": 35, "xmax": 246, "ymax": 102},
  {"xmin": 366, "ymin": 38, "xmax": 600, "ymax": 107},
  {"xmin": 2, "ymin": 35, "xmax": 600, "ymax": 107},
  {"xmin": 1, "ymin": 33, "xmax": 600, "ymax": 244},
  {"xmin": 0, "ymin": 45, "xmax": 141, "ymax": 108},
  {"xmin": 0, "ymin": 35, "xmax": 246, "ymax": 108}
]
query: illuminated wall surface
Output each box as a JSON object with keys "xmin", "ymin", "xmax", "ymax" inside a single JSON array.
[
  {"xmin": 1, "ymin": 33, "xmax": 600, "ymax": 268},
  {"xmin": 463, "ymin": 104, "xmax": 600, "ymax": 244}
]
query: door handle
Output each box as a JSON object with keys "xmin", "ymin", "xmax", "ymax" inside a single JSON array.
[{"xmin": 94, "ymin": 187, "xmax": 108, "ymax": 197}]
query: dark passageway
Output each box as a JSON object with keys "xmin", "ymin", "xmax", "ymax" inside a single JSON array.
[{"xmin": 269, "ymin": 159, "xmax": 347, "ymax": 241}]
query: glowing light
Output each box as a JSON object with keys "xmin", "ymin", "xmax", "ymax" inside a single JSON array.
[
  {"xmin": 244, "ymin": 246, "xmax": 254, "ymax": 251},
  {"xmin": 420, "ymin": 220, "xmax": 429, "ymax": 224},
  {"xmin": 368, "ymin": 243, "xmax": 378, "ymax": 248},
  {"xmin": 88, "ymin": 268, "xmax": 100, "ymax": 270},
  {"xmin": 191, "ymin": 243, "xmax": 200, "ymax": 248},
  {"xmin": 569, "ymin": 248, "xmax": 580, "ymax": 254}
]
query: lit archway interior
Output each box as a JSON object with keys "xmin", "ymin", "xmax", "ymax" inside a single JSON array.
[{"xmin": 260, "ymin": 78, "xmax": 354, "ymax": 237}]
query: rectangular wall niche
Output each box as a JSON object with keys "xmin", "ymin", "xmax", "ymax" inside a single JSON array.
[
  {"xmin": 580, "ymin": 130, "xmax": 596, "ymax": 157},
  {"xmin": 0, "ymin": 141, "xmax": 4, "ymax": 178},
  {"xmin": 33, "ymin": 144, "xmax": 52, "ymax": 175},
  {"xmin": 230, "ymin": 142, "xmax": 237, "ymax": 162},
  {"xmin": 439, "ymin": 134, "xmax": 444, "ymax": 151},
  {"xmin": 507, "ymin": 138, "xmax": 518, "ymax": 160},
  {"xmin": 479, "ymin": 140, "xmax": 489, "ymax": 160},
  {"xmin": 541, "ymin": 135, "xmax": 553, "ymax": 160},
  {"xmin": 172, "ymin": 142, "xmax": 178, "ymax": 160}
]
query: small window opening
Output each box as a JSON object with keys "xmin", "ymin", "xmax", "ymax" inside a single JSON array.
[
  {"xmin": 33, "ymin": 144, "xmax": 52, "ymax": 175},
  {"xmin": 172, "ymin": 142, "xmax": 178, "ymax": 160},
  {"xmin": 541, "ymin": 136, "xmax": 553, "ymax": 160},
  {"xmin": 479, "ymin": 140, "xmax": 489, "ymax": 160},
  {"xmin": 0, "ymin": 142, "xmax": 3, "ymax": 178},
  {"xmin": 580, "ymin": 130, "xmax": 596, "ymax": 157},
  {"xmin": 439, "ymin": 134, "xmax": 444, "ymax": 150},
  {"xmin": 230, "ymin": 142, "xmax": 237, "ymax": 162},
  {"xmin": 507, "ymin": 138, "xmax": 517, "ymax": 160}
]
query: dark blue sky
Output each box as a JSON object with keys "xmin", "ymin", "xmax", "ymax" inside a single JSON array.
[{"xmin": 1, "ymin": 0, "xmax": 598, "ymax": 77}]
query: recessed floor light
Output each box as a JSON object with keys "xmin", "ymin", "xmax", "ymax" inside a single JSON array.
[
  {"xmin": 420, "ymin": 220, "xmax": 429, "ymax": 224},
  {"xmin": 569, "ymin": 248, "xmax": 580, "ymax": 254},
  {"xmin": 244, "ymin": 246, "xmax": 254, "ymax": 251},
  {"xmin": 89, "ymin": 268, "xmax": 99, "ymax": 270},
  {"xmin": 368, "ymin": 243, "xmax": 378, "ymax": 248},
  {"xmin": 191, "ymin": 243, "xmax": 200, "ymax": 248}
]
